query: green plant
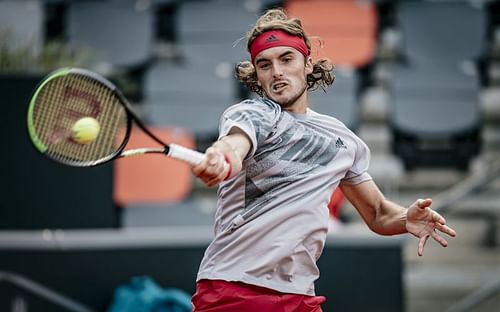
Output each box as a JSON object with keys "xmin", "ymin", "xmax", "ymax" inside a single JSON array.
[{"xmin": 0, "ymin": 29, "xmax": 89, "ymax": 73}]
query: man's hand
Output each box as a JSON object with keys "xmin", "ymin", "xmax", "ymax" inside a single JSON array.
[
  {"xmin": 192, "ymin": 130, "xmax": 250, "ymax": 188},
  {"xmin": 406, "ymin": 198, "xmax": 457, "ymax": 256},
  {"xmin": 192, "ymin": 146, "xmax": 230, "ymax": 187}
]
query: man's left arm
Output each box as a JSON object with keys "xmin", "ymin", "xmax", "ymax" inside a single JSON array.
[{"xmin": 340, "ymin": 180, "xmax": 457, "ymax": 256}]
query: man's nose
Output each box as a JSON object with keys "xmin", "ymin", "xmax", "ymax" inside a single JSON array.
[{"xmin": 271, "ymin": 63, "xmax": 283, "ymax": 77}]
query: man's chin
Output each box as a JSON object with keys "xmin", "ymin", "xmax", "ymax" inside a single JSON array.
[
  {"xmin": 273, "ymin": 97, "xmax": 296, "ymax": 108},
  {"xmin": 265, "ymin": 85, "xmax": 306, "ymax": 108},
  {"xmin": 267, "ymin": 94, "xmax": 290, "ymax": 106}
]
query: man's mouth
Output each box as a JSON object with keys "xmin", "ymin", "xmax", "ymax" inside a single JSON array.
[{"xmin": 272, "ymin": 81, "xmax": 288, "ymax": 92}]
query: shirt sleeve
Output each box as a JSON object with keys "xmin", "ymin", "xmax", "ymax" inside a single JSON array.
[
  {"xmin": 342, "ymin": 136, "xmax": 373, "ymax": 185},
  {"xmin": 218, "ymin": 99, "xmax": 280, "ymax": 159}
]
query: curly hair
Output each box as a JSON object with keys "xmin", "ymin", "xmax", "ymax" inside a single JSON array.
[{"xmin": 235, "ymin": 8, "xmax": 335, "ymax": 97}]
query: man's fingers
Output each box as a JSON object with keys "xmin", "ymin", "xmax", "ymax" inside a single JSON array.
[
  {"xmin": 435, "ymin": 222, "xmax": 457, "ymax": 237},
  {"xmin": 206, "ymin": 163, "xmax": 230, "ymax": 187},
  {"xmin": 417, "ymin": 198, "xmax": 432, "ymax": 209},
  {"xmin": 191, "ymin": 161, "xmax": 207, "ymax": 176},
  {"xmin": 431, "ymin": 211, "xmax": 447, "ymax": 225},
  {"xmin": 205, "ymin": 149, "xmax": 220, "ymax": 166},
  {"xmin": 196, "ymin": 149, "xmax": 230, "ymax": 187},
  {"xmin": 430, "ymin": 230, "xmax": 449, "ymax": 248},
  {"xmin": 418, "ymin": 235, "xmax": 429, "ymax": 256}
]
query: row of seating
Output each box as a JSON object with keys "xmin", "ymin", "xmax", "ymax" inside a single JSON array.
[
  {"xmin": 120, "ymin": 0, "xmax": 374, "ymax": 215},
  {"xmin": 1, "ymin": 0, "xmax": 498, "ymax": 222},
  {"xmin": 121, "ymin": 0, "xmax": 495, "ymax": 208},
  {"xmin": 389, "ymin": 1, "xmax": 485, "ymax": 170}
]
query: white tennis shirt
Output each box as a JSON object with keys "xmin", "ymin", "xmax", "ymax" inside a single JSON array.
[{"xmin": 196, "ymin": 98, "xmax": 372, "ymax": 295}]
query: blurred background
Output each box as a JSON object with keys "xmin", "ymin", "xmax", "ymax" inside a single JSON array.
[{"xmin": 0, "ymin": 0, "xmax": 499, "ymax": 311}]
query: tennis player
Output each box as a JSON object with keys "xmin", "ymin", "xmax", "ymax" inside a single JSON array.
[{"xmin": 191, "ymin": 8, "xmax": 457, "ymax": 312}]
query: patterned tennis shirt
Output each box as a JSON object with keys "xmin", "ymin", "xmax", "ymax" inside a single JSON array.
[{"xmin": 196, "ymin": 98, "xmax": 372, "ymax": 295}]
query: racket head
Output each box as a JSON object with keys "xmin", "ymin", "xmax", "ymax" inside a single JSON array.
[{"xmin": 27, "ymin": 68, "xmax": 132, "ymax": 167}]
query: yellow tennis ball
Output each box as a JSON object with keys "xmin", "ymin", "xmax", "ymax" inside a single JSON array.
[{"xmin": 72, "ymin": 117, "xmax": 100, "ymax": 144}]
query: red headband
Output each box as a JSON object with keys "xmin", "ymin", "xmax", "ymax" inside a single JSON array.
[{"xmin": 250, "ymin": 30, "xmax": 309, "ymax": 63}]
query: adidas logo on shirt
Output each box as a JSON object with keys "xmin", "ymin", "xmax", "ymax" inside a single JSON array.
[
  {"xmin": 265, "ymin": 34, "xmax": 279, "ymax": 43},
  {"xmin": 335, "ymin": 137, "xmax": 347, "ymax": 149}
]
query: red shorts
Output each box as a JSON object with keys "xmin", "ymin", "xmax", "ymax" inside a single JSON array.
[{"xmin": 191, "ymin": 279, "xmax": 326, "ymax": 312}]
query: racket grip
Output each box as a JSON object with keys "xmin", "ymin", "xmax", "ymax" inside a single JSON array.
[{"xmin": 167, "ymin": 144, "xmax": 205, "ymax": 165}]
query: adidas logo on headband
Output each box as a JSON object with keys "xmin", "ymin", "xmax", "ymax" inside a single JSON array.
[{"xmin": 265, "ymin": 34, "xmax": 279, "ymax": 43}]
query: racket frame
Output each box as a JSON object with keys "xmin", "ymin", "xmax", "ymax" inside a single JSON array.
[{"xmin": 27, "ymin": 67, "xmax": 177, "ymax": 167}]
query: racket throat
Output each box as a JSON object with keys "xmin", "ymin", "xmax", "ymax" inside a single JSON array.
[{"xmin": 121, "ymin": 147, "xmax": 167, "ymax": 157}]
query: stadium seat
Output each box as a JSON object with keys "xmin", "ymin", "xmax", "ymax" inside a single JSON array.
[
  {"xmin": 309, "ymin": 70, "xmax": 359, "ymax": 130},
  {"xmin": 66, "ymin": 1, "xmax": 154, "ymax": 70},
  {"xmin": 478, "ymin": 1, "xmax": 500, "ymax": 86},
  {"xmin": 177, "ymin": 0, "xmax": 260, "ymax": 43},
  {"xmin": 113, "ymin": 126, "xmax": 197, "ymax": 207},
  {"xmin": 179, "ymin": 41, "xmax": 248, "ymax": 70},
  {"xmin": 389, "ymin": 1, "xmax": 485, "ymax": 170},
  {"xmin": 143, "ymin": 0, "xmax": 256, "ymax": 140},
  {"xmin": 144, "ymin": 61, "xmax": 234, "ymax": 97},
  {"xmin": 285, "ymin": 0, "xmax": 378, "ymax": 69},
  {"xmin": 145, "ymin": 92, "xmax": 231, "ymax": 136},
  {"xmin": 143, "ymin": 62, "xmax": 234, "ymax": 144}
]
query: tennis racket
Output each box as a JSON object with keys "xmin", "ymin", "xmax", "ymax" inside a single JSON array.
[{"xmin": 27, "ymin": 67, "xmax": 205, "ymax": 167}]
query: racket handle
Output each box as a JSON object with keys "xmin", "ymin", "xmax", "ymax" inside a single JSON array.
[{"xmin": 167, "ymin": 144, "xmax": 205, "ymax": 165}]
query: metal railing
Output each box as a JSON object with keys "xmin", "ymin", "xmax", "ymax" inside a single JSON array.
[
  {"xmin": 431, "ymin": 155, "xmax": 500, "ymax": 214},
  {"xmin": 430, "ymin": 155, "xmax": 500, "ymax": 312},
  {"xmin": 0, "ymin": 271, "xmax": 94, "ymax": 312},
  {"xmin": 444, "ymin": 277, "xmax": 500, "ymax": 312}
]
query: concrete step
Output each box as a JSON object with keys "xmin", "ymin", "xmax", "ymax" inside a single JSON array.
[
  {"xmin": 480, "ymin": 87, "xmax": 500, "ymax": 123},
  {"xmin": 358, "ymin": 123, "xmax": 391, "ymax": 154},
  {"xmin": 359, "ymin": 123, "xmax": 500, "ymax": 158},
  {"xmin": 405, "ymin": 264, "xmax": 500, "ymax": 312},
  {"xmin": 359, "ymin": 86, "xmax": 391, "ymax": 123},
  {"xmin": 404, "ymin": 218, "xmax": 500, "ymax": 311},
  {"xmin": 483, "ymin": 125, "xmax": 500, "ymax": 153}
]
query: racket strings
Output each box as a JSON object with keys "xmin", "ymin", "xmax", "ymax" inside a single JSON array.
[
  {"xmin": 66, "ymin": 76, "xmax": 106, "ymax": 162},
  {"xmin": 95, "ymin": 89, "xmax": 126, "ymax": 159},
  {"xmin": 31, "ymin": 74, "xmax": 127, "ymax": 164},
  {"xmin": 76, "ymin": 76, "xmax": 111, "ymax": 161},
  {"xmin": 56, "ymin": 75, "xmax": 92, "ymax": 161}
]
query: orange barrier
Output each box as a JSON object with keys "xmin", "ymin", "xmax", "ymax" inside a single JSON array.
[
  {"xmin": 113, "ymin": 126, "xmax": 197, "ymax": 206},
  {"xmin": 285, "ymin": 0, "xmax": 378, "ymax": 68}
]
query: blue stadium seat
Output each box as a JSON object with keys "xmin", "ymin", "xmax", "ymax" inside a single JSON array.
[
  {"xmin": 177, "ymin": 0, "xmax": 259, "ymax": 43},
  {"xmin": 389, "ymin": 1, "xmax": 485, "ymax": 170},
  {"xmin": 142, "ymin": 0, "xmax": 257, "ymax": 144},
  {"xmin": 66, "ymin": 1, "xmax": 154, "ymax": 69},
  {"xmin": 310, "ymin": 70, "xmax": 359, "ymax": 131}
]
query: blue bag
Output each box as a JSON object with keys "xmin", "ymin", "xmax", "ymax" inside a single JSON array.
[{"xmin": 107, "ymin": 276, "xmax": 192, "ymax": 312}]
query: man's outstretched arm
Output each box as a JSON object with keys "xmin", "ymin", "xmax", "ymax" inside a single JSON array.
[{"xmin": 340, "ymin": 180, "xmax": 457, "ymax": 256}]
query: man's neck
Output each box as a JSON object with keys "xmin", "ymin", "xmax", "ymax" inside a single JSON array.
[{"xmin": 282, "ymin": 92, "xmax": 308, "ymax": 114}]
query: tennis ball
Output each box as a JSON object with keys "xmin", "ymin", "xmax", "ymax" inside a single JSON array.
[{"xmin": 72, "ymin": 117, "xmax": 100, "ymax": 144}]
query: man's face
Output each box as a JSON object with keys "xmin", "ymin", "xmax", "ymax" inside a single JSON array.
[{"xmin": 254, "ymin": 46, "xmax": 313, "ymax": 109}]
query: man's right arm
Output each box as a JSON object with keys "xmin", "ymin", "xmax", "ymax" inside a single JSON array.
[{"xmin": 192, "ymin": 127, "xmax": 251, "ymax": 187}]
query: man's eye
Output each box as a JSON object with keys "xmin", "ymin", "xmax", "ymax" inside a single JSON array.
[{"xmin": 259, "ymin": 63, "xmax": 270, "ymax": 69}]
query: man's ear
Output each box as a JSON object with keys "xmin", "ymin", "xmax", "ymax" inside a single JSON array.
[{"xmin": 305, "ymin": 56, "xmax": 313, "ymax": 75}]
